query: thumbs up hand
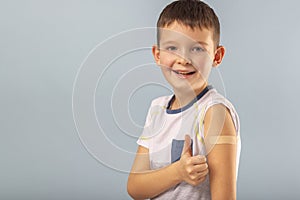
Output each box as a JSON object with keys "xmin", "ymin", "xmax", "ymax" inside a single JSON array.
[{"xmin": 177, "ymin": 135, "xmax": 209, "ymax": 186}]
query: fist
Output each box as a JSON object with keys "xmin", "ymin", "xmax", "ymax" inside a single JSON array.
[{"xmin": 177, "ymin": 135, "xmax": 209, "ymax": 186}]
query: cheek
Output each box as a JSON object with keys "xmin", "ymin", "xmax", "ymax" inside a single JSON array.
[
  {"xmin": 159, "ymin": 53, "xmax": 176, "ymax": 68},
  {"xmin": 193, "ymin": 58, "xmax": 208, "ymax": 70},
  {"xmin": 191, "ymin": 56, "xmax": 213, "ymax": 79}
]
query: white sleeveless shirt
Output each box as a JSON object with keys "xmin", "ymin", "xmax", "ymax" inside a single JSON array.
[{"xmin": 137, "ymin": 86, "xmax": 241, "ymax": 199}]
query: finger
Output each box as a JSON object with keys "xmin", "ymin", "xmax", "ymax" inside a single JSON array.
[
  {"xmin": 189, "ymin": 170, "xmax": 208, "ymax": 182},
  {"xmin": 181, "ymin": 135, "xmax": 192, "ymax": 156},
  {"xmin": 190, "ymin": 163, "xmax": 208, "ymax": 174},
  {"xmin": 196, "ymin": 168, "xmax": 209, "ymax": 177},
  {"xmin": 190, "ymin": 155, "xmax": 207, "ymax": 165},
  {"xmin": 197, "ymin": 176, "xmax": 207, "ymax": 184}
]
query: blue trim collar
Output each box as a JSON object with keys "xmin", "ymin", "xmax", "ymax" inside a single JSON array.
[{"xmin": 166, "ymin": 85, "xmax": 213, "ymax": 114}]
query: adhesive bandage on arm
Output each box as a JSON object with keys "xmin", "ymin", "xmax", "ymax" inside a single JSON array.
[{"xmin": 206, "ymin": 135, "xmax": 240, "ymax": 145}]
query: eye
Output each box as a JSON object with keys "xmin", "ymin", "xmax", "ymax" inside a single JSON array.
[
  {"xmin": 191, "ymin": 46, "xmax": 205, "ymax": 52},
  {"xmin": 166, "ymin": 46, "xmax": 178, "ymax": 51}
]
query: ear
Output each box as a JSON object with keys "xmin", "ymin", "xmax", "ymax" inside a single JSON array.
[
  {"xmin": 152, "ymin": 45, "xmax": 160, "ymax": 65},
  {"xmin": 213, "ymin": 45, "xmax": 225, "ymax": 67}
]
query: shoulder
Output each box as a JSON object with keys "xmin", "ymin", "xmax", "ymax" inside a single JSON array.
[
  {"xmin": 201, "ymin": 88, "xmax": 229, "ymax": 105},
  {"xmin": 144, "ymin": 95, "xmax": 173, "ymax": 119},
  {"xmin": 150, "ymin": 95, "xmax": 173, "ymax": 107},
  {"xmin": 204, "ymin": 104, "xmax": 236, "ymax": 137},
  {"xmin": 199, "ymin": 89, "xmax": 240, "ymax": 136}
]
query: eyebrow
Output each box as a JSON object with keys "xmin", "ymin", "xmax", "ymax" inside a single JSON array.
[
  {"xmin": 160, "ymin": 40, "xmax": 209, "ymax": 48},
  {"xmin": 160, "ymin": 40, "xmax": 178, "ymax": 45},
  {"xmin": 197, "ymin": 41, "xmax": 209, "ymax": 46},
  {"xmin": 161, "ymin": 40, "xmax": 208, "ymax": 45}
]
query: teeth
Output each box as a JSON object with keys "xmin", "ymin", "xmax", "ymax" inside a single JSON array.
[
  {"xmin": 180, "ymin": 72, "xmax": 190, "ymax": 75},
  {"xmin": 175, "ymin": 71, "xmax": 195, "ymax": 75}
]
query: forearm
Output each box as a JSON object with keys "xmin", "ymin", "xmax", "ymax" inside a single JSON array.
[{"xmin": 127, "ymin": 161, "xmax": 181, "ymax": 199}]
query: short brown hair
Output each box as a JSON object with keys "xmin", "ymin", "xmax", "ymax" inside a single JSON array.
[{"xmin": 157, "ymin": 0, "xmax": 220, "ymax": 47}]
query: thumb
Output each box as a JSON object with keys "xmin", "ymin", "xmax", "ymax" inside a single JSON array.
[{"xmin": 181, "ymin": 135, "xmax": 192, "ymax": 156}]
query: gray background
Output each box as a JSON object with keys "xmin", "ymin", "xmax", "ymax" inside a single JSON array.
[{"xmin": 1, "ymin": 0, "xmax": 299, "ymax": 199}]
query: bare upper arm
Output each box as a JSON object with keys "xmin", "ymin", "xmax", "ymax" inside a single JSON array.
[{"xmin": 204, "ymin": 104, "xmax": 237, "ymax": 200}]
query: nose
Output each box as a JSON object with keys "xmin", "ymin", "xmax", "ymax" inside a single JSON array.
[
  {"xmin": 176, "ymin": 55, "xmax": 191, "ymax": 65},
  {"xmin": 175, "ymin": 49, "xmax": 191, "ymax": 65}
]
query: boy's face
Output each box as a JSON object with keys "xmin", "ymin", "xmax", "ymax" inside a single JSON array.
[{"xmin": 152, "ymin": 22, "xmax": 225, "ymax": 93}]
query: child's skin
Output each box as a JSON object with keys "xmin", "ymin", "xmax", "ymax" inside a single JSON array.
[{"xmin": 127, "ymin": 21, "xmax": 237, "ymax": 200}]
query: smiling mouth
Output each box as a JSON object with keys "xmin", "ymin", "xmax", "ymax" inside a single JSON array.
[{"xmin": 172, "ymin": 70, "xmax": 196, "ymax": 75}]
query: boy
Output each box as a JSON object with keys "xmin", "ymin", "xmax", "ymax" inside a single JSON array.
[{"xmin": 127, "ymin": 0, "xmax": 241, "ymax": 199}]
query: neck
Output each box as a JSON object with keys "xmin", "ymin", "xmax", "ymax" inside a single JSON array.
[{"xmin": 171, "ymin": 82, "xmax": 208, "ymax": 110}]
